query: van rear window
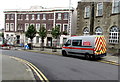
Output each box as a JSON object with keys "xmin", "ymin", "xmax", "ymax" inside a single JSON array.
[{"xmin": 72, "ymin": 40, "xmax": 82, "ymax": 46}]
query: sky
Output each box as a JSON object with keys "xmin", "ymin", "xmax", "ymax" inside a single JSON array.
[{"xmin": 0, "ymin": 0, "xmax": 80, "ymax": 29}]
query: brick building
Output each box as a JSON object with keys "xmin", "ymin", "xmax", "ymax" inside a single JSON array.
[
  {"xmin": 4, "ymin": 6, "xmax": 77, "ymax": 47},
  {"xmin": 77, "ymin": 0, "xmax": 120, "ymax": 54}
]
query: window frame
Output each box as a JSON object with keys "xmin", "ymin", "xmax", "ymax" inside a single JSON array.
[
  {"xmin": 84, "ymin": 6, "xmax": 90, "ymax": 18},
  {"xmin": 72, "ymin": 40, "xmax": 82, "ymax": 47},
  {"xmin": 109, "ymin": 26, "xmax": 119, "ymax": 44}
]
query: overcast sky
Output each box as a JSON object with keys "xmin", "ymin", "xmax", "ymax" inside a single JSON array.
[{"xmin": 0, "ymin": 0, "xmax": 80, "ymax": 29}]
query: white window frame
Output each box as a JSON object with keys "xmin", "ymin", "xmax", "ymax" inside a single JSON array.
[
  {"xmin": 83, "ymin": 27, "xmax": 90, "ymax": 35},
  {"xmin": 10, "ymin": 23, "xmax": 14, "ymax": 31},
  {"xmin": 25, "ymin": 23, "xmax": 29, "ymax": 32},
  {"xmin": 37, "ymin": 14, "xmax": 40, "ymax": 20},
  {"xmin": 6, "ymin": 14, "xmax": 9, "ymax": 20},
  {"xmin": 11, "ymin": 14, "xmax": 14, "ymax": 20},
  {"xmin": 95, "ymin": 27, "xmax": 103, "ymax": 35},
  {"xmin": 64, "ymin": 13, "xmax": 68, "ymax": 20},
  {"xmin": 36, "ymin": 23, "xmax": 40, "ymax": 32},
  {"xmin": 20, "ymin": 14, "xmax": 23, "ymax": 20},
  {"xmin": 42, "ymin": 23, "xmax": 46, "ymax": 29},
  {"xmin": 84, "ymin": 6, "xmax": 90, "ymax": 18},
  {"xmin": 112, "ymin": 0, "xmax": 120, "ymax": 14},
  {"xmin": 56, "ymin": 24, "xmax": 61, "ymax": 32},
  {"xmin": 63, "ymin": 24, "xmax": 68, "ymax": 32},
  {"xmin": 109, "ymin": 26, "xmax": 119, "ymax": 44},
  {"xmin": 96, "ymin": 2, "xmax": 103, "ymax": 16},
  {"xmin": 31, "ymin": 14, "xmax": 35, "ymax": 20},
  {"xmin": 36, "ymin": 36, "xmax": 39, "ymax": 43},
  {"xmin": 57, "ymin": 13, "xmax": 61, "ymax": 20},
  {"xmin": 42, "ymin": 14, "xmax": 46, "ymax": 20},
  {"xmin": 6, "ymin": 23, "xmax": 9, "ymax": 31},
  {"xmin": 25, "ymin": 14, "xmax": 29, "ymax": 20}
]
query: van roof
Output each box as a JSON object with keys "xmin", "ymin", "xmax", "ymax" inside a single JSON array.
[{"xmin": 68, "ymin": 35, "xmax": 104, "ymax": 40}]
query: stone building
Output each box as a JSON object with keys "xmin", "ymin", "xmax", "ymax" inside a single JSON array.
[
  {"xmin": 77, "ymin": 0, "xmax": 120, "ymax": 54},
  {"xmin": 4, "ymin": 6, "xmax": 77, "ymax": 47}
]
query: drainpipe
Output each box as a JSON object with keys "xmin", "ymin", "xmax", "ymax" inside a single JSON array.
[{"xmin": 90, "ymin": 2, "xmax": 94, "ymax": 35}]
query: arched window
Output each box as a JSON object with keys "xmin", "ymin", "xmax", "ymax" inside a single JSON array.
[
  {"xmin": 109, "ymin": 26, "xmax": 119, "ymax": 44},
  {"xmin": 95, "ymin": 27, "xmax": 103, "ymax": 35},
  {"xmin": 83, "ymin": 27, "xmax": 89, "ymax": 35}
]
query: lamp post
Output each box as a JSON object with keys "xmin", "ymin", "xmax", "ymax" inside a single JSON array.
[{"xmin": 68, "ymin": 0, "xmax": 71, "ymax": 37}]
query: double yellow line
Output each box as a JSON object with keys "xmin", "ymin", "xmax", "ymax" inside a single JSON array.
[
  {"xmin": 98, "ymin": 60, "xmax": 120, "ymax": 66},
  {"xmin": 9, "ymin": 56, "xmax": 49, "ymax": 82}
]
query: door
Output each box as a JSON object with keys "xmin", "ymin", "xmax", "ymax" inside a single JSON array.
[
  {"xmin": 47, "ymin": 37, "xmax": 52, "ymax": 47},
  {"xmin": 69, "ymin": 40, "xmax": 83, "ymax": 55},
  {"xmin": 16, "ymin": 35, "xmax": 20, "ymax": 44}
]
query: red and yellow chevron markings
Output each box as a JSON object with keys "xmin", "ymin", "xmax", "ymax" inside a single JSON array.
[{"xmin": 95, "ymin": 36, "xmax": 106, "ymax": 55}]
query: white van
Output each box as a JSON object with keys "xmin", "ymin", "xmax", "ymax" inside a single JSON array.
[{"xmin": 62, "ymin": 35, "xmax": 107, "ymax": 59}]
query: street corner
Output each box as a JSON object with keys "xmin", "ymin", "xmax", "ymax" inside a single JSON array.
[{"xmin": 2, "ymin": 55, "xmax": 35, "ymax": 81}]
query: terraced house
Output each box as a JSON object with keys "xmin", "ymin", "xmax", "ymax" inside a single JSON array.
[
  {"xmin": 77, "ymin": 0, "xmax": 120, "ymax": 54},
  {"xmin": 4, "ymin": 6, "xmax": 77, "ymax": 47}
]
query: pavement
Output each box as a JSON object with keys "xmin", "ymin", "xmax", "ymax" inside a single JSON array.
[
  {"xmin": 13, "ymin": 47, "xmax": 119, "ymax": 65},
  {"xmin": 1, "ymin": 54, "xmax": 36, "ymax": 81}
]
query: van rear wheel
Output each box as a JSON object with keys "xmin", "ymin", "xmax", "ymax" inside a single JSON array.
[
  {"xmin": 62, "ymin": 51, "xmax": 67, "ymax": 56},
  {"xmin": 85, "ymin": 54, "xmax": 89, "ymax": 60}
]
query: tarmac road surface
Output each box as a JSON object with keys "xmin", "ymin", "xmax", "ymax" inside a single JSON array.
[{"xmin": 2, "ymin": 50, "xmax": 118, "ymax": 81}]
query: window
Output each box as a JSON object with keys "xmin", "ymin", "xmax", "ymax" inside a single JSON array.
[
  {"xmin": 6, "ymin": 23, "xmax": 9, "ymax": 31},
  {"xmin": 10, "ymin": 23, "xmax": 14, "ymax": 31},
  {"xmin": 56, "ymin": 24, "xmax": 61, "ymax": 32},
  {"xmin": 96, "ymin": 2, "xmax": 103, "ymax": 16},
  {"xmin": 11, "ymin": 14, "xmax": 14, "ymax": 20},
  {"xmin": 37, "ymin": 14, "xmax": 40, "ymax": 20},
  {"xmin": 36, "ymin": 36, "xmax": 39, "ymax": 43},
  {"xmin": 31, "ymin": 14, "xmax": 35, "ymax": 20},
  {"xmin": 63, "ymin": 38, "xmax": 67, "ymax": 44},
  {"xmin": 109, "ymin": 26, "xmax": 119, "ymax": 44},
  {"xmin": 83, "ymin": 27, "xmax": 89, "ymax": 35},
  {"xmin": 25, "ymin": 23, "xmax": 29, "ymax": 31},
  {"xmin": 42, "ymin": 24, "xmax": 46, "ymax": 28},
  {"xmin": 64, "ymin": 13, "xmax": 68, "ymax": 20},
  {"xmin": 43, "ymin": 14, "xmax": 46, "ymax": 20},
  {"xmin": 6, "ymin": 14, "xmax": 9, "ymax": 20},
  {"xmin": 63, "ymin": 24, "xmax": 68, "ymax": 31},
  {"xmin": 49, "ymin": 14, "xmax": 53, "ymax": 19},
  {"xmin": 6, "ymin": 34, "xmax": 9, "ymax": 39},
  {"xmin": 66, "ymin": 40, "xmax": 71, "ymax": 45},
  {"xmin": 84, "ymin": 6, "xmax": 90, "ymax": 18},
  {"xmin": 36, "ymin": 24, "xmax": 40, "ymax": 32},
  {"xmin": 95, "ymin": 27, "xmax": 103, "ymax": 35},
  {"xmin": 57, "ymin": 13, "xmax": 61, "ymax": 20},
  {"xmin": 25, "ymin": 14, "xmax": 29, "ymax": 20},
  {"xmin": 72, "ymin": 40, "xmax": 82, "ymax": 46},
  {"xmin": 112, "ymin": 0, "xmax": 120, "ymax": 14}
]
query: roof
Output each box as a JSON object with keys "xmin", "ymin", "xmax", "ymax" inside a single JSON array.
[{"xmin": 4, "ymin": 6, "xmax": 74, "ymax": 13}]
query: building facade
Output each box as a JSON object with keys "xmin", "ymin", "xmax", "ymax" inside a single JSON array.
[
  {"xmin": 77, "ymin": 0, "xmax": 120, "ymax": 54},
  {"xmin": 4, "ymin": 6, "xmax": 77, "ymax": 47}
]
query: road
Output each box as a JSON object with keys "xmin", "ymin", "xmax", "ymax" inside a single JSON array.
[{"xmin": 2, "ymin": 50, "xmax": 118, "ymax": 80}]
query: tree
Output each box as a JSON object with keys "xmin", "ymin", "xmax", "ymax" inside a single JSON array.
[
  {"xmin": 51, "ymin": 25, "xmax": 61, "ymax": 52},
  {"xmin": 25, "ymin": 25, "xmax": 36, "ymax": 49},
  {"xmin": 38, "ymin": 25, "xmax": 47, "ymax": 51}
]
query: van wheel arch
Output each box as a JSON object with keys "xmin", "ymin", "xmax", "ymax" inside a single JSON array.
[{"xmin": 62, "ymin": 50, "xmax": 67, "ymax": 56}]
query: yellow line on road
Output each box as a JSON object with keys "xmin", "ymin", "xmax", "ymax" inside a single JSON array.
[
  {"xmin": 98, "ymin": 60, "xmax": 120, "ymax": 66},
  {"xmin": 9, "ymin": 56, "xmax": 49, "ymax": 82}
]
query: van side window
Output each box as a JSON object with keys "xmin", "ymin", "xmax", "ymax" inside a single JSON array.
[
  {"xmin": 66, "ymin": 40, "xmax": 71, "ymax": 45},
  {"xmin": 72, "ymin": 40, "xmax": 82, "ymax": 46}
]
